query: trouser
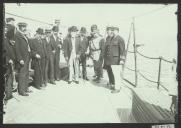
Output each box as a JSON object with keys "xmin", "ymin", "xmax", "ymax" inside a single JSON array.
[
  {"xmin": 79, "ymin": 54, "xmax": 87, "ymax": 79},
  {"xmin": 111, "ymin": 65, "xmax": 123, "ymax": 90},
  {"xmin": 18, "ymin": 56, "xmax": 30, "ymax": 94},
  {"xmin": 93, "ymin": 59, "xmax": 103, "ymax": 79},
  {"xmin": 69, "ymin": 57, "xmax": 79, "ymax": 82},
  {"xmin": 54, "ymin": 50, "xmax": 60, "ymax": 80},
  {"xmin": 45, "ymin": 58, "xmax": 49, "ymax": 84},
  {"xmin": 49, "ymin": 53, "xmax": 55, "ymax": 82},
  {"xmin": 5, "ymin": 65, "xmax": 13, "ymax": 100},
  {"xmin": 33, "ymin": 58, "xmax": 46, "ymax": 88},
  {"xmin": 106, "ymin": 65, "xmax": 115, "ymax": 85}
]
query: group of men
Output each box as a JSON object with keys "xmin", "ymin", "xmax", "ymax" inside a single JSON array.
[{"xmin": 3, "ymin": 17, "xmax": 126, "ymax": 104}]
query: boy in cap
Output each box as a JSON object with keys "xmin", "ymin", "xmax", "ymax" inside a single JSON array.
[
  {"xmin": 14, "ymin": 22, "xmax": 31, "ymax": 96},
  {"xmin": 63, "ymin": 26, "xmax": 82, "ymax": 84},
  {"xmin": 88, "ymin": 24, "xmax": 105, "ymax": 83},
  {"xmin": 78, "ymin": 27, "xmax": 89, "ymax": 81}
]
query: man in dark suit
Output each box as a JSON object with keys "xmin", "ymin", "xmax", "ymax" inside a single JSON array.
[
  {"xmin": 49, "ymin": 26, "xmax": 61, "ymax": 84},
  {"xmin": 63, "ymin": 26, "xmax": 82, "ymax": 84},
  {"xmin": 4, "ymin": 24, "xmax": 16, "ymax": 100},
  {"xmin": 103, "ymin": 26, "xmax": 125, "ymax": 93},
  {"xmin": 14, "ymin": 22, "xmax": 31, "ymax": 96},
  {"xmin": 43, "ymin": 29, "xmax": 52, "ymax": 86},
  {"xmin": 78, "ymin": 27, "xmax": 89, "ymax": 81},
  {"xmin": 30, "ymin": 28, "xmax": 47, "ymax": 89}
]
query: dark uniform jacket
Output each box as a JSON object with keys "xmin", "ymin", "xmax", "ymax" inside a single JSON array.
[
  {"xmin": 30, "ymin": 38, "xmax": 47, "ymax": 59},
  {"xmin": 14, "ymin": 31, "xmax": 30, "ymax": 64},
  {"xmin": 63, "ymin": 36, "xmax": 82, "ymax": 60},
  {"xmin": 104, "ymin": 35, "xmax": 125, "ymax": 65},
  {"xmin": 79, "ymin": 36, "xmax": 89, "ymax": 54},
  {"xmin": 4, "ymin": 37, "xmax": 16, "ymax": 65}
]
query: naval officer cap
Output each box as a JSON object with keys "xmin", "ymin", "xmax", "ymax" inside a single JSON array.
[{"xmin": 6, "ymin": 17, "xmax": 15, "ymax": 23}]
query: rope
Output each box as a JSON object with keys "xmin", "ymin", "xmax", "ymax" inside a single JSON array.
[
  {"xmin": 138, "ymin": 71, "xmax": 158, "ymax": 84},
  {"xmin": 5, "ymin": 12, "xmax": 53, "ymax": 26},
  {"xmin": 137, "ymin": 50, "xmax": 160, "ymax": 60}
]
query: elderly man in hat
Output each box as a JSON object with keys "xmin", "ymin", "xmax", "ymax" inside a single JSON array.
[
  {"xmin": 49, "ymin": 26, "xmax": 62, "ymax": 84},
  {"xmin": 78, "ymin": 27, "xmax": 89, "ymax": 81},
  {"xmin": 88, "ymin": 24, "xmax": 105, "ymax": 83},
  {"xmin": 14, "ymin": 22, "xmax": 31, "ymax": 96},
  {"xmin": 30, "ymin": 28, "xmax": 47, "ymax": 89},
  {"xmin": 103, "ymin": 26, "xmax": 125, "ymax": 93},
  {"xmin": 63, "ymin": 26, "xmax": 82, "ymax": 84}
]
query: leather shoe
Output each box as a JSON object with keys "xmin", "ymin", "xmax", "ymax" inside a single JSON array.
[
  {"xmin": 84, "ymin": 77, "xmax": 89, "ymax": 81},
  {"xmin": 111, "ymin": 89, "xmax": 120, "ymax": 94},
  {"xmin": 75, "ymin": 81, "xmax": 79, "ymax": 84},
  {"xmin": 68, "ymin": 81, "xmax": 72, "ymax": 84},
  {"xmin": 35, "ymin": 86, "xmax": 42, "ymax": 90},
  {"xmin": 19, "ymin": 93, "xmax": 29, "ymax": 96},
  {"xmin": 50, "ymin": 81, "xmax": 56, "ymax": 85},
  {"xmin": 26, "ymin": 89, "xmax": 33, "ymax": 93}
]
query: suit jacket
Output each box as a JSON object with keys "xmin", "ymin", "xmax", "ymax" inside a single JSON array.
[
  {"xmin": 104, "ymin": 35, "xmax": 125, "ymax": 65},
  {"xmin": 30, "ymin": 38, "xmax": 47, "ymax": 59},
  {"xmin": 4, "ymin": 37, "xmax": 16, "ymax": 64},
  {"xmin": 63, "ymin": 36, "xmax": 81, "ymax": 60},
  {"xmin": 14, "ymin": 31, "xmax": 30, "ymax": 62},
  {"xmin": 79, "ymin": 36, "xmax": 89, "ymax": 54},
  {"xmin": 42, "ymin": 37, "xmax": 51, "ymax": 58},
  {"xmin": 50, "ymin": 34, "xmax": 61, "ymax": 52}
]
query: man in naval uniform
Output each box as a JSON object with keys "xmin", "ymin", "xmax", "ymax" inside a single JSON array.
[
  {"xmin": 88, "ymin": 24, "xmax": 105, "ymax": 83},
  {"xmin": 103, "ymin": 26, "xmax": 125, "ymax": 93},
  {"xmin": 63, "ymin": 26, "xmax": 82, "ymax": 84},
  {"xmin": 14, "ymin": 22, "xmax": 31, "ymax": 96}
]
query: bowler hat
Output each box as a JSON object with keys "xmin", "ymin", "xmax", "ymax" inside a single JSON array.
[
  {"xmin": 18, "ymin": 22, "xmax": 27, "ymax": 27},
  {"xmin": 69, "ymin": 26, "xmax": 78, "ymax": 32},
  {"xmin": 6, "ymin": 17, "xmax": 15, "ymax": 23},
  {"xmin": 52, "ymin": 26, "xmax": 59, "ymax": 32},
  {"xmin": 36, "ymin": 28, "xmax": 44, "ymax": 35},
  {"xmin": 80, "ymin": 27, "xmax": 87, "ymax": 34}
]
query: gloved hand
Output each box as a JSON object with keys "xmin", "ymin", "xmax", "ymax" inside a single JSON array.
[
  {"xmin": 36, "ymin": 54, "xmax": 41, "ymax": 59},
  {"xmin": 20, "ymin": 60, "xmax": 24, "ymax": 65}
]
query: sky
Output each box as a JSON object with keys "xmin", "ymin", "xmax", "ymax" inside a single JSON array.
[{"xmin": 4, "ymin": 3, "xmax": 177, "ymax": 61}]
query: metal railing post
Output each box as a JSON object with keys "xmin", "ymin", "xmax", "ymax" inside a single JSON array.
[{"xmin": 157, "ymin": 57, "xmax": 162, "ymax": 89}]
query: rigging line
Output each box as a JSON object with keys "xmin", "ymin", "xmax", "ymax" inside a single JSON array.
[
  {"xmin": 137, "ymin": 50, "xmax": 160, "ymax": 60},
  {"xmin": 5, "ymin": 12, "xmax": 53, "ymax": 26},
  {"xmin": 125, "ymin": 66, "xmax": 136, "ymax": 72},
  {"xmin": 161, "ymin": 57, "xmax": 174, "ymax": 63},
  {"xmin": 132, "ymin": 4, "xmax": 172, "ymax": 19},
  {"xmin": 138, "ymin": 71, "xmax": 158, "ymax": 84}
]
